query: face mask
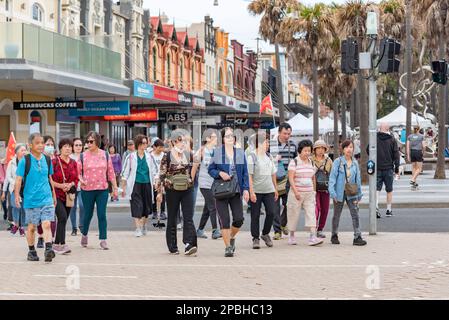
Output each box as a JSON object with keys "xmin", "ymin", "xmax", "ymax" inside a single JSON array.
[
  {"xmin": 174, "ymin": 146, "xmax": 184, "ymax": 153},
  {"xmin": 45, "ymin": 145, "xmax": 55, "ymax": 155}
]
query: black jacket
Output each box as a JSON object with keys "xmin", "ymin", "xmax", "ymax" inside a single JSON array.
[{"xmin": 366, "ymin": 132, "xmax": 400, "ymax": 173}]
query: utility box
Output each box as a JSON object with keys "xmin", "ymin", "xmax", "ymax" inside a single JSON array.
[
  {"xmin": 359, "ymin": 52, "xmax": 372, "ymax": 70},
  {"xmin": 366, "ymin": 11, "xmax": 378, "ymax": 35}
]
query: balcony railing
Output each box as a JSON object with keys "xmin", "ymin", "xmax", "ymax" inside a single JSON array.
[{"xmin": 0, "ymin": 23, "xmax": 121, "ymax": 80}]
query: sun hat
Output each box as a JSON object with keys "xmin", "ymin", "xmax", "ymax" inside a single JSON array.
[{"xmin": 313, "ymin": 140, "xmax": 329, "ymax": 152}]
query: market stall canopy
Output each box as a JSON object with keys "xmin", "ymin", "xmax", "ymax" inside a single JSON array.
[{"xmin": 377, "ymin": 105, "xmax": 432, "ymax": 128}]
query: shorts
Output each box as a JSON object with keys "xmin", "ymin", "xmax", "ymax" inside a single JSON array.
[
  {"xmin": 287, "ymin": 190, "xmax": 316, "ymax": 230},
  {"xmin": 411, "ymin": 150, "xmax": 423, "ymax": 163},
  {"xmin": 25, "ymin": 205, "xmax": 55, "ymax": 226},
  {"xmin": 377, "ymin": 169, "xmax": 394, "ymax": 193}
]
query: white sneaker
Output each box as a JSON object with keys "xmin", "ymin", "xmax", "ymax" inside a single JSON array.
[
  {"xmin": 308, "ymin": 236, "xmax": 324, "ymax": 246},
  {"xmin": 135, "ymin": 228, "xmax": 143, "ymax": 237}
]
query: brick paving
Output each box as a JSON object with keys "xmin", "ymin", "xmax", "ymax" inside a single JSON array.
[{"xmin": 1, "ymin": 230, "xmax": 449, "ymax": 300}]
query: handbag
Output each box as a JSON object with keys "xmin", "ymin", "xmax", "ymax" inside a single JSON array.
[
  {"xmin": 343, "ymin": 163, "xmax": 359, "ymax": 197},
  {"xmin": 212, "ymin": 176, "xmax": 239, "ymax": 200},
  {"xmin": 57, "ymin": 157, "xmax": 76, "ymax": 207}
]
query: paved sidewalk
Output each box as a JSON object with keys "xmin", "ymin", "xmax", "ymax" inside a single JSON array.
[{"xmin": 1, "ymin": 231, "xmax": 449, "ymax": 300}]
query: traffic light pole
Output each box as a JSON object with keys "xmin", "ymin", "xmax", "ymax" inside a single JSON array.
[{"xmin": 368, "ymin": 37, "xmax": 377, "ymax": 235}]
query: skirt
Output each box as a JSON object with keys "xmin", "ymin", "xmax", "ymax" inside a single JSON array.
[{"xmin": 130, "ymin": 182, "xmax": 153, "ymax": 219}]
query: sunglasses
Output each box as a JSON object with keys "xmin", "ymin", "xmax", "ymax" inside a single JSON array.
[
  {"xmin": 224, "ymin": 134, "xmax": 234, "ymax": 139},
  {"xmin": 86, "ymin": 140, "xmax": 95, "ymax": 144},
  {"xmin": 74, "ymin": 144, "xmax": 83, "ymax": 147}
]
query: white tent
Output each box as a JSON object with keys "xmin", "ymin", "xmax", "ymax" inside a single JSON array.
[
  {"xmin": 377, "ymin": 105, "xmax": 432, "ymax": 128},
  {"xmin": 320, "ymin": 116, "xmax": 352, "ymax": 134}
]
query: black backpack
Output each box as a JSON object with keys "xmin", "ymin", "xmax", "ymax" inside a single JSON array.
[
  {"xmin": 20, "ymin": 154, "xmax": 52, "ymax": 198},
  {"xmin": 315, "ymin": 158, "xmax": 330, "ymax": 192}
]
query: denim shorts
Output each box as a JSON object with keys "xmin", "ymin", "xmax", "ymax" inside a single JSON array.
[
  {"xmin": 377, "ymin": 169, "xmax": 394, "ymax": 193},
  {"xmin": 25, "ymin": 205, "xmax": 55, "ymax": 226}
]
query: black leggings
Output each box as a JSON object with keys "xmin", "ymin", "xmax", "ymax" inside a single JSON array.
[
  {"xmin": 250, "ymin": 193, "xmax": 276, "ymax": 239},
  {"xmin": 198, "ymin": 188, "xmax": 218, "ymax": 230},
  {"xmin": 215, "ymin": 193, "xmax": 244, "ymax": 229},
  {"xmin": 55, "ymin": 199, "xmax": 71, "ymax": 245}
]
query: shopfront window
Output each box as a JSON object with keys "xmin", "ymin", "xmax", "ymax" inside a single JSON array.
[{"xmin": 32, "ymin": 3, "xmax": 44, "ymax": 23}]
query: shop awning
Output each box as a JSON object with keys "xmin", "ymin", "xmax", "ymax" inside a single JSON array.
[{"xmin": 0, "ymin": 59, "xmax": 130, "ymax": 98}]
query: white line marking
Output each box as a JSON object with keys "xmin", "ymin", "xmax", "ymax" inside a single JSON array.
[{"xmin": 33, "ymin": 275, "xmax": 138, "ymax": 279}]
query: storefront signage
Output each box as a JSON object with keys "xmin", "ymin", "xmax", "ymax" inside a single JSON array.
[
  {"xmin": 192, "ymin": 96, "xmax": 206, "ymax": 110},
  {"xmin": 211, "ymin": 93, "xmax": 225, "ymax": 105},
  {"xmin": 133, "ymin": 81, "xmax": 154, "ymax": 99},
  {"xmin": 104, "ymin": 109, "xmax": 158, "ymax": 121},
  {"xmin": 236, "ymin": 100, "xmax": 250, "ymax": 113},
  {"xmin": 225, "ymin": 96, "xmax": 237, "ymax": 109},
  {"xmin": 69, "ymin": 101, "xmax": 130, "ymax": 116},
  {"xmin": 160, "ymin": 112, "xmax": 188, "ymax": 123},
  {"xmin": 13, "ymin": 100, "xmax": 83, "ymax": 110},
  {"xmin": 154, "ymin": 85, "xmax": 179, "ymax": 103},
  {"xmin": 178, "ymin": 93, "xmax": 193, "ymax": 106}
]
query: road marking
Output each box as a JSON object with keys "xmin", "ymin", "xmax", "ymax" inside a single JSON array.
[{"xmin": 33, "ymin": 275, "xmax": 138, "ymax": 279}]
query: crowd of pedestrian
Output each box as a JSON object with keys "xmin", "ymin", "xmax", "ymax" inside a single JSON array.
[{"xmin": 2, "ymin": 122, "xmax": 378, "ymax": 262}]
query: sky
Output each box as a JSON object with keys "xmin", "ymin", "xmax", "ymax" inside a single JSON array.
[{"xmin": 143, "ymin": 0, "xmax": 350, "ymax": 53}]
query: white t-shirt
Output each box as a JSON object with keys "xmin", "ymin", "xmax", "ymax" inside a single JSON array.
[
  {"xmin": 247, "ymin": 153, "xmax": 277, "ymax": 194},
  {"xmin": 150, "ymin": 151, "xmax": 165, "ymax": 180}
]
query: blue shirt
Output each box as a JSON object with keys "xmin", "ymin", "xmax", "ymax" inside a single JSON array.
[{"xmin": 16, "ymin": 154, "xmax": 54, "ymax": 209}]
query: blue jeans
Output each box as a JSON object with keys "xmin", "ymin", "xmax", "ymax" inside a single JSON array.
[
  {"xmin": 10, "ymin": 193, "xmax": 26, "ymax": 227},
  {"xmin": 69, "ymin": 191, "xmax": 85, "ymax": 230}
]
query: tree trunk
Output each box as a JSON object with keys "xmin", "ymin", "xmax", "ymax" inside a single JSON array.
[
  {"xmin": 350, "ymin": 91, "xmax": 356, "ymax": 129},
  {"xmin": 333, "ymin": 101, "xmax": 340, "ymax": 158},
  {"xmin": 275, "ymin": 43, "xmax": 285, "ymax": 124},
  {"xmin": 312, "ymin": 63, "xmax": 319, "ymax": 141},
  {"xmin": 435, "ymin": 39, "xmax": 447, "ymax": 179},
  {"xmin": 430, "ymin": 51, "xmax": 437, "ymax": 116},
  {"xmin": 405, "ymin": 0, "xmax": 413, "ymax": 155},
  {"xmin": 342, "ymin": 99, "xmax": 347, "ymax": 141},
  {"xmin": 359, "ymin": 74, "xmax": 369, "ymax": 184}
]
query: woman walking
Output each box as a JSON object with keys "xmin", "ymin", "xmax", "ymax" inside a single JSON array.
[
  {"xmin": 195, "ymin": 129, "xmax": 221, "ymax": 240},
  {"xmin": 248, "ymin": 132, "xmax": 277, "ymax": 249},
  {"xmin": 121, "ymin": 135, "xmax": 156, "ymax": 237},
  {"xmin": 157, "ymin": 129, "xmax": 198, "ymax": 256},
  {"xmin": 78, "ymin": 131, "xmax": 118, "ymax": 250},
  {"xmin": 208, "ymin": 127, "xmax": 250, "ymax": 257},
  {"xmin": 69, "ymin": 138, "xmax": 84, "ymax": 236},
  {"xmin": 2, "ymin": 144, "xmax": 27, "ymax": 236},
  {"xmin": 150, "ymin": 139, "xmax": 167, "ymax": 220},
  {"xmin": 328, "ymin": 140, "xmax": 367, "ymax": 246},
  {"xmin": 287, "ymin": 140, "xmax": 323, "ymax": 247},
  {"xmin": 312, "ymin": 140, "xmax": 333, "ymax": 238},
  {"xmin": 108, "ymin": 145, "xmax": 122, "ymax": 202},
  {"xmin": 52, "ymin": 139, "xmax": 79, "ymax": 254}
]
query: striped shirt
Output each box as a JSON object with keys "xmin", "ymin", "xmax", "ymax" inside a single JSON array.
[
  {"xmin": 288, "ymin": 157, "xmax": 316, "ymax": 192},
  {"xmin": 270, "ymin": 139, "xmax": 297, "ymax": 172}
]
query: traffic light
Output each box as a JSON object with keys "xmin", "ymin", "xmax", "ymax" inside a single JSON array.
[
  {"xmin": 378, "ymin": 38, "xmax": 401, "ymax": 74},
  {"xmin": 431, "ymin": 60, "xmax": 448, "ymax": 85},
  {"xmin": 341, "ymin": 38, "xmax": 359, "ymax": 75}
]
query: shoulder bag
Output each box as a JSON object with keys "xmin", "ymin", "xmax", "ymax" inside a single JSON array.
[
  {"xmin": 57, "ymin": 157, "xmax": 76, "ymax": 207},
  {"xmin": 211, "ymin": 148, "xmax": 239, "ymax": 200},
  {"xmin": 343, "ymin": 162, "xmax": 358, "ymax": 197}
]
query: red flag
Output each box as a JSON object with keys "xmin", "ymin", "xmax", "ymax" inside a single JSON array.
[
  {"xmin": 260, "ymin": 94, "xmax": 273, "ymax": 115},
  {"xmin": 5, "ymin": 132, "xmax": 16, "ymax": 165}
]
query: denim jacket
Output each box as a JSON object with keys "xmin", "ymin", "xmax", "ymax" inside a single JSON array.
[{"xmin": 328, "ymin": 156, "xmax": 363, "ymax": 202}]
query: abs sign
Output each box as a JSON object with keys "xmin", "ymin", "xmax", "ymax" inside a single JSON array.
[{"xmin": 167, "ymin": 113, "xmax": 188, "ymax": 122}]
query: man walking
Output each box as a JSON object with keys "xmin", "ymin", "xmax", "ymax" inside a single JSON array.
[
  {"xmin": 270, "ymin": 123, "xmax": 297, "ymax": 240},
  {"xmin": 14, "ymin": 133, "xmax": 57, "ymax": 262},
  {"xmin": 368, "ymin": 123, "xmax": 400, "ymax": 218}
]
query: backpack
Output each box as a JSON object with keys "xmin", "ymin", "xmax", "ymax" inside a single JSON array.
[
  {"xmin": 315, "ymin": 158, "xmax": 330, "ymax": 192},
  {"xmin": 80, "ymin": 151, "xmax": 111, "ymax": 191},
  {"xmin": 20, "ymin": 154, "xmax": 52, "ymax": 199}
]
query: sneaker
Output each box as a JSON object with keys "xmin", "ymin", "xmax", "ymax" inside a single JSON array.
[
  {"xmin": 252, "ymin": 238, "xmax": 260, "ymax": 249},
  {"xmin": 19, "ymin": 227, "xmax": 25, "ymax": 237},
  {"xmin": 211, "ymin": 229, "xmax": 222, "ymax": 239},
  {"xmin": 71, "ymin": 229, "xmax": 77, "ymax": 236},
  {"xmin": 184, "ymin": 244, "xmax": 197, "ymax": 256},
  {"xmin": 27, "ymin": 250, "xmax": 39, "ymax": 262},
  {"xmin": 281, "ymin": 226, "xmax": 289, "ymax": 236},
  {"xmin": 53, "ymin": 244, "xmax": 64, "ymax": 255},
  {"xmin": 230, "ymin": 238, "xmax": 236, "ymax": 253},
  {"xmin": 273, "ymin": 232, "xmax": 282, "ymax": 240},
  {"xmin": 81, "ymin": 235, "xmax": 88, "ymax": 247},
  {"xmin": 44, "ymin": 248, "xmax": 55, "ymax": 262},
  {"xmin": 261, "ymin": 234, "xmax": 273, "ymax": 247},
  {"xmin": 317, "ymin": 231, "xmax": 326, "ymax": 239},
  {"xmin": 135, "ymin": 228, "xmax": 143, "ymax": 238},
  {"xmin": 152, "ymin": 213, "xmax": 158, "ymax": 220},
  {"xmin": 100, "ymin": 240, "xmax": 109, "ymax": 250},
  {"xmin": 376, "ymin": 208, "xmax": 381, "ymax": 219},
  {"xmin": 331, "ymin": 234, "xmax": 340, "ymax": 245},
  {"xmin": 177, "ymin": 223, "xmax": 182, "ymax": 230},
  {"xmin": 224, "ymin": 246, "xmax": 234, "ymax": 257},
  {"xmin": 160, "ymin": 212, "xmax": 167, "ymax": 220},
  {"xmin": 62, "ymin": 244, "xmax": 72, "ymax": 254},
  {"xmin": 10, "ymin": 225, "xmax": 18, "ymax": 235},
  {"xmin": 169, "ymin": 249, "xmax": 179, "ymax": 255},
  {"xmin": 288, "ymin": 236, "xmax": 297, "ymax": 245},
  {"xmin": 308, "ymin": 236, "xmax": 324, "ymax": 246},
  {"xmin": 386, "ymin": 210, "xmax": 393, "ymax": 217},
  {"xmin": 353, "ymin": 236, "xmax": 367, "ymax": 246},
  {"xmin": 196, "ymin": 229, "xmax": 208, "ymax": 239},
  {"xmin": 410, "ymin": 180, "xmax": 415, "ymax": 185},
  {"xmin": 37, "ymin": 237, "xmax": 44, "ymax": 249}
]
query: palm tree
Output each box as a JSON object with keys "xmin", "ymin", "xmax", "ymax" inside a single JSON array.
[
  {"xmin": 248, "ymin": 0, "xmax": 298, "ymax": 124},
  {"xmin": 414, "ymin": 0, "xmax": 449, "ymax": 179},
  {"xmin": 278, "ymin": 3, "xmax": 336, "ymax": 141}
]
